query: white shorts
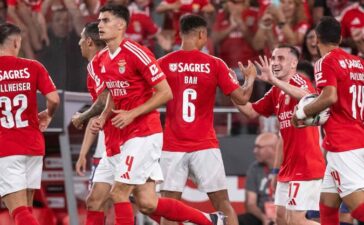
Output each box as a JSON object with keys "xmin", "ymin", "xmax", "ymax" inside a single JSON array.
[
  {"xmin": 94, "ymin": 130, "xmax": 105, "ymax": 158},
  {"xmin": 114, "ymin": 133, "xmax": 164, "ymax": 185},
  {"xmin": 321, "ymin": 148, "xmax": 364, "ymax": 197},
  {"xmin": 275, "ymin": 180, "xmax": 321, "ymax": 211},
  {"xmin": 0, "ymin": 155, "xmax": 43, "ymax": 197},
  {"xmin": 92, "ymin": 151, "xmax": 122, "ymax": 185},
  {"xmin": 159, "ymin": 149, "xmax": 227, "ymax": 193}
]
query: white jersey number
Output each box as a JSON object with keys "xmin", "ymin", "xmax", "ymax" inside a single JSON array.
[
  {"xmin": 182, "ymin": 88, "xmax": 197, "ymax": 123},
  {"xmin": 349, "ymin": 84, "xmax": 364, "ymax": 120},
  {"xmin": 0, "ymin": 94, "xmax": 29, "ymax": 128}
]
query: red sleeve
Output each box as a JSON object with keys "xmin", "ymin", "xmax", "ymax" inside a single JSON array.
[
  {"xmin": 32, "ymin": 2, "xmax": 42, "ymax": 12},
  {"xmin": 88, "ymin": 59, "xmax": 106, "ymax": 96},
  {"xmin": 340, "ymin": 12, "xmax": 351, "ymax": 38},
  {"xmin": 36, "ymin": 61, "xmax": 57, "ymax": 95},
  {"xmin": 142, "ymin": 15, "xmax": 159, "ymax": 37},
  {"xmin": 314, "ymin": 58, "xmax": 338, "ymax": 92},
  {"xmin": 7, "ymin": 0, "xmax": 16, "ymax": 6},
  {"xmin": 216, "ymin": 59, "xmax": 239, "ymax": 95},
  {"xmin": 252, "ymin": 88, "xmax": 275, "ymax": 117},
  {"xmin": 127, "ymin": 42, "xmax": 166, "ymax": 86}
]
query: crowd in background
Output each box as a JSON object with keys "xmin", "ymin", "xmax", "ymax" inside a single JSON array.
[{"xmin": 0, "ymin": 0, "xmax": 363, "ymax": 133}]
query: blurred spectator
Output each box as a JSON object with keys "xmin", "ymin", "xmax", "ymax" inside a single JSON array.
[
  {"xmin": 300, "ymin": 27, "xmax": 320, "ymax": 64},
  {"xmin": 37, "ymin": 7, "xmax": 87, "ymax": 91},
  {"xmin": 339, "ymin": 0, "xmax": 364, "ymax": 56},
  {"xmin": 312, "ymin": 0, "xmax": 353, "ymax": 25},
  {"xmin": 7, "ymin": 0, "xmax": 49, "ymax": 58},
  {"xmin": 0, "ymin": 0, "xmax": 6, "ymax": 22},
  {"xmin": 212, "ymin": 0, "xmax": 261, "ymax": 75},
  {"xmin": 156, "ymin": 0, "xmax": 215, "ymax": 46},
  {"xmin": 238, "ymin": 132, "xmax": 278, "ymax": 225}
]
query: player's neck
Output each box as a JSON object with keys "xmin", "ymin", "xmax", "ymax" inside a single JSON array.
[
  {"xmin": 319, "ymin": 44, "xmax": 338, "ymax": 56},
  {"xmin": 181, "ymin": 40, "xmax": 199, "ymax": 51},
  {"xmin": 106, "ymin": 36, "xmax": 124, "ymax": 54},
  {"xmin": 88, "ymin": 48, "xmax": 100, "ymax": 61},
  {"xmin": 0, "ymin": 49, "xmax": 15, "ymax": 57}
]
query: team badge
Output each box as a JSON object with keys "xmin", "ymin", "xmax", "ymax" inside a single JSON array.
[
  {"xmin": 339, "ymin": 60, "xmax": 347, "ymax": 69},
  {"xmin": 169, "ymin": 63, "xmax": 177, "ymax": 72},
  {"xmin": 118, "ymin": 60, "xmax": 126, "ymax": 74}
]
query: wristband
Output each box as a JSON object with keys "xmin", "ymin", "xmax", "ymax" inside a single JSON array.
[
  {"xmin": 296, "ymin": 107, "xmax": 307, "ymax": 119},
  {"xmin": 270, "ymin": 168, "xmax": 279, "ymax": 175}
]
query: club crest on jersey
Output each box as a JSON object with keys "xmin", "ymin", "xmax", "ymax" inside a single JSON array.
[
  {"xmin": 169, "ymin": 63, "xmax": 177, "ymax": 72},
  {"xmin": 118, "ymin": 60, "xmax": 126, "ymax": 74},
  {"xmin": 339, "ymin": 60, "xmax": 347, "ymax": 69}
]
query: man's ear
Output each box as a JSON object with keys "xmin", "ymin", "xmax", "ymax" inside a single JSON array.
[{"xmin": 86, "ymin": 37, "xmax": 93, "ymax": 47}]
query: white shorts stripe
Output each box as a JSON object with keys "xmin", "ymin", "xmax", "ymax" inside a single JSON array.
[{"xmin": 124, "ymin": 41, "xmax": 151, "ymax": 65}]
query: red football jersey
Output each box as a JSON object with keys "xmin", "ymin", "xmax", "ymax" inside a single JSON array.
[
  {"xmin": 213, "ymin": 8, "xmax": 260, "ymax": 68},
  {"xmin": 126, "ymin": 11, "xmax": 159, "ymax": 48},
  {"xmin": 0, "ymin": 56, "xmax": 56, "ymax": 156},
  {"xmin": 97, "ymin": 39, "xmax": 165, "ymax": 143},
  {"xmin": 339, "ymin": 3, "xmax": 364, "ymax": 39},
  {"xmin": 87, "ymin": 50, "xmax": 122, "ymax": 157},
  {"xmin": 162, "ymin": 0, "xmax": 209, "ymax": 44},
  {"xmin": 7, "ymin": 0, "xmax": 41, "ymax": 12},
  {"xmin": 158, "ymin": 50, "xmax": 240, "ymax": 152},
  {"xmin": 252, "ymin": 74, "xmax": 325, "ymax": 182},
  {"xmin": 314, "ymin": 48, "xmax": 364, "ymax": 152}
]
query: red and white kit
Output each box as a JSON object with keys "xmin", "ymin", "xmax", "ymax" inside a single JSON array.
[
  {"xmin": 252, "ymin": 74, "xmax": 326, "ymax": 210},
  {"xmin": 97, "ymin": 39, "xmax": 166, "ymax": 185},
  {"xmin": 315, "ymin": 48, "xmax": 364, "ymax": 197},
  {"xmin": 0, "ymin": 56, "xmax": 56, "ymax": 196},
  {"xmin": 158, "ymin": 49, "xmax": 239, "ymax": 192}
]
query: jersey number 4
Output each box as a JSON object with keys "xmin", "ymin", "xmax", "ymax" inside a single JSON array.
[
  {"xmin": 182, "ymin": 88, "xmax": 197, "ymax": 123},
  {"xmin": 0, "ymin": 94, "xmax": 29, "ymax": 128}
]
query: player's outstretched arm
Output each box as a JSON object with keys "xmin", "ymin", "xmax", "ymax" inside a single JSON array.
[
  {"xmin": 234, "ymin": 102, "xmax": 260, "ymax": 120},
  {"xmin": 292, "ymin": 86, "xmax": 337, "ymax": 127},
  {"xmin": 255, "ymin": 55, "xmax": 309, "ymax": 100},
  {"xmin": 39, "ymin": 90, "xmax": 60, "ymax": 132},
  {"xmin": 111, "ymin": 80, "xmax": 173, "ymax": 129},
  {"xmin": 72, "ymin": 89, "xmax": 108, "ymax": 129},
  {"xmin": 230, "ymin": 61, "xmax": 256, "ymax": 105},
  {"xmin": 76, "ymin": 118, "xmax": 98, "ymax": 176}
]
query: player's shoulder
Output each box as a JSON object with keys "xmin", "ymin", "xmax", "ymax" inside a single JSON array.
[
  {"xmin": 16, "ymin": 57, "xmax": 44, "ymax": 67},
  {"xmin": 338, "ymin": 2, "xmax": 359, "ymax": 20},
  {"xmin": 291, "ymin": 73, "xmax": 310, "ymax": 89},
  {"xmin": 122, "ymin": 39, "xmax": 154, "ymax": 64}
]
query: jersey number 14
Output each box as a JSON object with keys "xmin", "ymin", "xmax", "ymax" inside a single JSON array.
[
  {"xmin": 0, "ymin": 94, "xmax": 29, "ymax": 128},
  {"xmin": 349, "ymin": 84, "xmax": 364, "ymax": 120}
]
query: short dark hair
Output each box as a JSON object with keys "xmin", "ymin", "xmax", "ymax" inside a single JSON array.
[
  {"xmin": 180, "ymin": 14, "xmax": 207, "ymax": 35},
  {"xmin": 84, "ymin": 22, "xmax": 106, "ymax": 48},
  {"xmin": 315, "ymin": 16, "xmax": 341, "ymax": 45},
  {"xmin": 0, "ymin": 23, "xmax": 21, "ymax": 45},
  {"xmin": 99, "ymin": 4, "xmax": 130, "ymax": 26},
  {"xmin": 297, "ymin": 60, "xmax": 314, "ymax": 82},
  {"xmin": 277, "ymin": 44, "xmax": 300, "ymax": 59}
]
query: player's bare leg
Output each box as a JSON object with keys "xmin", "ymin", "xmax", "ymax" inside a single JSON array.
[
  {"xmin": 85, "ymin": 182, "xmax": 112, "ymax": 225},
  {"xmin": 26, "ymin": 189, "xmax": 35, "ymax": 207},
  {"xmin": 208, "ymin": 190, "xmax": 238, "ymax": 225},
  {"xmin": 286, "ymin": 210, "xmax": 320, "ymax": 225},
  {"xmin": 342, "ymin": 190, "xmax": 364, "ymax": 222},
  {"xmin": 319, "ymin": 192, "xmax": 341, "ymax": 225},
  {"xmin": 87, "ymin": 182, "xmax": 112, "ymax": 211},
  {"xmin": 276, "ymin": 206, "xmax": 288, "ymax": 225},
  {"xmin": 2, "ymin": 189, "xmax": 40, "ymax": 225}
]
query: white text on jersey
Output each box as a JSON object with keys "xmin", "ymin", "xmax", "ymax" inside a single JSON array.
[{"xmin": 0, "ymin": 68, "xmax": 30, "ymax": 81}]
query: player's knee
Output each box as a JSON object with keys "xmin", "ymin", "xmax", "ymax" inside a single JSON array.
[
  {"xmin": 286, "ymin": 212, "xmax": 306, "ymax": 225},
  {"xmin": 135, "ymin": 198, "xmax": 157, "ymax": 215},
  {"xmin": 276, "ymin": 209, "xmax": 287, "ymax": 224},
  {"xmin": 86, "ymin": 193, "xmax": 104, "ymax": 210}
]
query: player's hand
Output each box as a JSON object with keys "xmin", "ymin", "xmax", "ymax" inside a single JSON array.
[
  {"xmin": 90, "ymin": 117, "xmax": 105, "ymax": 134},
  {"xmin": 291, "ymin": 107, "xmax": 306, "ymax": 128},
  {"xmin": 41, "ymin": 32, "xmax": 50, "ymax": 46},
  {"xmin": 38, "ymin": 110, "xmax": 52, "ymax": 132},
  {"xmin": 76, "ymin": 155, "xmax": 87, "ymax": 176},
  {"xmin": 111, "ymin": 109, "xmax": 136, "ymax": 129},
  {"xmin": 238, "ymin": 60, "xmax": 257, "ymax": 81},
  {"xmin": 255, "ymin": 55, "xmax": 277, "ymax": 85},
  {"xmin": 72, "ymin": 112, "xmax": 84, "ymax": 130}
]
